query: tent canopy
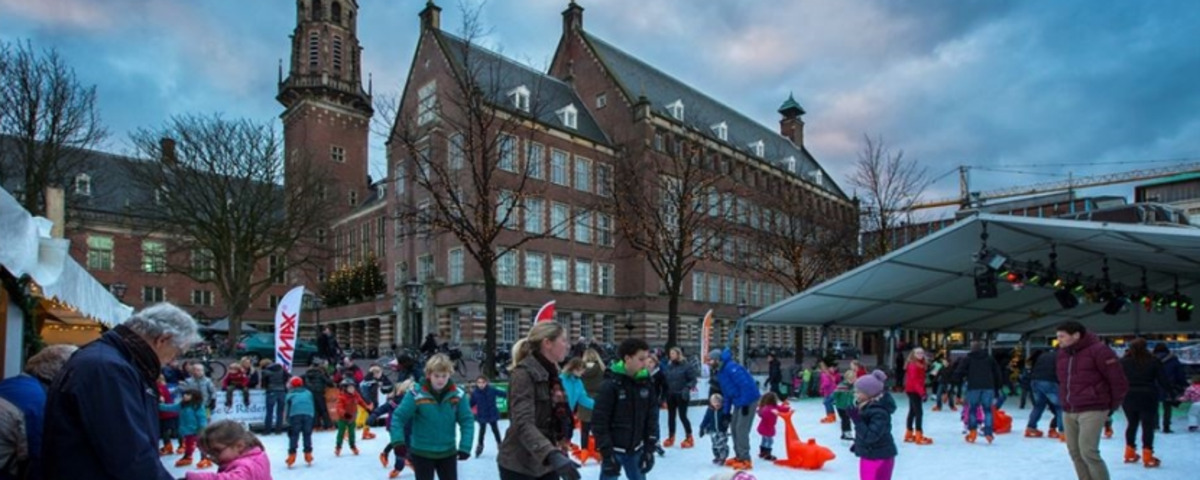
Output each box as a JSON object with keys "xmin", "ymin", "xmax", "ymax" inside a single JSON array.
[
  {"xmin": 749, "ymin": 213, "xmax": 1200, "ymax": 337},
  {"xmin": 199, "ymin": 318, "xmax": 259, "ymax": 333}
]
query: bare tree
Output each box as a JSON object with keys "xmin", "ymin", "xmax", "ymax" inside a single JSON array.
[
  {"xmin": 385, "ymin": 7, "xmax": 585, "ymax": 377},
  {"xmin": 125, "ymin": 114, "xmax": 333, "ymax": 349},
  {"xmin": 740, "ymin": 188, "xmax": 859, "ymax": 296},
  {"xmin": 849, "ymin": 134, "xmax": 929, "ymax": 259},
  {"xmin": 608, "ymin": 133, "xmax": 727, "ymax": 351},
  {"xmin": 0, "ymin": 40, "xmax": 107, "ymax": 215}
]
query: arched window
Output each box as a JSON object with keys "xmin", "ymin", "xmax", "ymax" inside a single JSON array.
[
  {"xmin": 308, "ymin": 32, "xmax": 320, "ymax": 69},
  {"xmin": 331, "ymin": 2, "xmax": 342, "ymax": 23},
  {"xmin": 311, "ymin": 0, "xmax": 322, "ymax": 21},
  {"xmin": 332, "ymin": 35, "xmax": 343, "ymax": 72}
]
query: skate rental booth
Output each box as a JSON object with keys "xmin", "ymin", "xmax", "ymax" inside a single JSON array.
[{"xmin": 746, "ymin": 213, "xmax": 1200, "ymax": 364}]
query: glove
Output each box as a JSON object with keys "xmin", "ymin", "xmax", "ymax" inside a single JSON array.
[
  {"xmin": 549, "ymin": 450, "xmax": 581, "ymax": 480},
  {"xmin": 394, "ymin": 444, "xmax": 408, "ymax": 459},
  {"xmin": 740, "ymin": 405, "xmax": 750, "ymax": 416},
  {"xmin": 640, "ymin": 445, "xmax": 656, "ymax": 473},
  {"xmin": 600, "ymin": 452, "xmax": 620, "ymax": 477},
  {"xmin": 847, "ymin": 407, "xmax": 861, "ymax": 422},
  {"xmin": 458, "ymin": 451, "xmax": 470, "ymax": 461}
]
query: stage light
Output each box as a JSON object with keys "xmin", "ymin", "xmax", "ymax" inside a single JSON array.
[
  {"xmin": 1103, "ymin": 294, "xmax": 1128, "ymax": 315},
  {"xmin": 1054, "ymin": 289, "xmax": 1080, "ymax": 310},
  {"xmin": 1006, "ymin": 272, "xmax": 1023, "ymax": 284},
  {"xmin": 1053, "ymin": 278, "xmax": 1066, "ymax": 289},
  {"xmin": 974, "ymin": 268, "xmax": 998, "ymax": 299},
  {"xmin": 978, "ymin": 248, "xmax": 1009, "ymax": 271}
]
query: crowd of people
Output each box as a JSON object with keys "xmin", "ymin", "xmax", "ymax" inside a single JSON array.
[{"xmin": 2, "ymin": 302, "xmax": 1198, "ymax": 480}]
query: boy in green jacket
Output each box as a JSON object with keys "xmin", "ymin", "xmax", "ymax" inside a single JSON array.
[{"xmin": 390, "ymin": 353, "xmax": 475, "ymax": 480}]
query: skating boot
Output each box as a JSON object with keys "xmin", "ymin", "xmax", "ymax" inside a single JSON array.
[
  {"xmin": 1142, "ymin": 448, "xmax": 1160, "ymax": 468},
  {"xmin": 362, "ymin": 426, "xmax": 376, "ymax": 440},
  {"xmin": 965, "ymin": 429, "xmax": 978, "ymax": 443},
  {"xmin": 1048, "ymin": 427, "xmax": 1062, "ymax": 439},
  {"xmin": 663, "ymin": 436, "xmax": 675, "ymax": 448},
  {"xmin": 681, "ymin": 435, "xmax": 694, "ymax": 448},
  {"xmin": 903, "ymin": 430, "xmax": 915, "ymax": 443},
  {"xmin": 335, "ymin": 447, "xmax": 342, "ymax": 457},
  {"xmin": 840, "ymin": 431, "xmax": 855, "ymax": 441},
  {"xmin": 475, "ymin": 443, "xmax": 483, "ymax": 458},
  {"xmin": 725, "ymin": 458, "xmax": 739, "ymax": 466},
  {"xmin": 160, "ymin": 441, "xmax": 175, "ymax": 456},
  {"xmin": 758, "ymin": 447, "xmax": 767, "ymax": 459},
  {"xmin": 381, "ymin": 452, "xmax": 390, "ymax": 467},
  {"xmin": 915, "ymin": 431, "xmax": 933, "ymax": 445},
  {"xmin": 304, "ymin": 452, "xmax": 314, "ymax": 465},
  {"xmin": 1104, "ymin": 425, "xmax": 1113, "ymax": 439},
  {"xmin": 984, "ymin": 434, "xmax": 994, "ymax": 444},
  {"xmin": 820, "ymin": 413, "xmax": 836, "ymax": 423},
  {"xmin": 351, "ymin": 446, "xmax": 360, "ymax": 456},
  {"xmin": 196, "ymin": 458, "xmax": 213, "ymax": 469},
  {"xmin": 389, "ymin": 470, "xmax": 401, "ymax": 478},
  {"xmin": 1124, "ymin": 445, "xmax": 1140, "ymax": 464},
  {"xmin": 762, "ymin": 449, "xmax": 776, "ymax": 461},
  {"xmin": 1024, "ymin": 428, "xmax": 1043, "ymax": 438},
  {"xmin": 174, "ymin": 455, "xmax": 193, "ymax": 467},
  {"xmin": 932, "ymin": 405, "xmax": 942, "ymax": 411},
  {"xmin": 731, "ymin": 458, "xmax": 753, "ymax": 470},
  {"xmin": 286, "ymin": 453, "xmax": 296, "ymax": 468}
]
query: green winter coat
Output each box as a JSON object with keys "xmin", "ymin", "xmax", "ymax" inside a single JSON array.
[
  {"xmin": 390, "ymin": 379, "xmax": 475, "ymax": 459},
  {"xmin": 832, "ymin": 380, "xmax": 855, "ymax": 410}
]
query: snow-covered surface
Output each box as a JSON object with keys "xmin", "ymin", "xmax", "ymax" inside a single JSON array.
[{"xmin": 162, "ymin": 392, "xmax": 1200, "ymax": 479}]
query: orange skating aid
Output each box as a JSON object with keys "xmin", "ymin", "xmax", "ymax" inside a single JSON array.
[{"xmin": 772, "ymin": 409, "xmax": 835, "ymax": 470}]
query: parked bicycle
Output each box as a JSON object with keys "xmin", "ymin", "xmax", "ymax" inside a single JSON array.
[{"xmin": 182, "ymin": 342, "xmax": 227, "ymax": 381}]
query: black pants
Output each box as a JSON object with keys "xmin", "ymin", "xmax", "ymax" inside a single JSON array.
[
  {"xmin": 411, "ymin": 453, "xmax": 456, "ymax": 480},
  {"xmin": 836, "ymin": 408, "xmax": 851, "ymax": 433},
  {"xmin": 499, "ymin": 466, "xmax": 558, "ymax": 480},
  {"xmin": 666, "ymin": 394, "xmax": 693, "ymax": 437},
  {"xmin": 476, "ymin": 420, "xmax": 502, "ymax": 448},
  {"xmin": 310, "ymin": 389, "xmax": 333, "ymax": 429},
  {"xmin": 1124, "ymin": 404, "xmax": 1157, "ymax": 450},
  {"xmin": 1162, "ymin": 400, "xmax": 1178, "ymax": 431},
  {"xmin": 383, "ymin": 441, "xmax": 406, "ymax": 471},
  {"xmin": 906, "ymin": 393, "xmax": 924, "ymax": 431},
  {"xmin": 579, "ymin": 421, "xmax": 592, "ymax": 448}
]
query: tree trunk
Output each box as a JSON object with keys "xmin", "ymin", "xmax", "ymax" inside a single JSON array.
[
  {"xmin": 481, "ymin": 268, "xmax": 499, "ymax": 379},
  {"xmin": 666, "ymin": 288, "xmax": 680, "ymax": 351}
]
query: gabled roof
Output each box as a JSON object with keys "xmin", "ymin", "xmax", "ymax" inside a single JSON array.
[
  {"xmin": 433, "ymin": 31, "xmax": 609, "ymax": 146},
  {"xmin": 0, "ymin": 135, "xmax": 151, "ymax": 217},
  {"xmin": 580, "ymin": 33, "xmax": 847, "ymax": 199}
]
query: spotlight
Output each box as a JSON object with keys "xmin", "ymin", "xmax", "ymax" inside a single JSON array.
[
  {"xmin": 1102, "ymin": 295, "xmax": 1128, "ymax": 315},
  {"xmin": 1177, "ymin": 307, "xmax": 1192, "ymax": 322},
  {"xmin": 1005, "ymin": 272, "xmax": 1023, "ymax": 284},
  {"xmin": 1054, "ymin": 289, "xmax": 1080, "ymax": 310},
  {"xmin": 975, "ymin": 268, "xmax": 999, "ymax": 299},
  {"xmin": 977, "ymin": 248, "xmax": 1009, "ymax": 271}
]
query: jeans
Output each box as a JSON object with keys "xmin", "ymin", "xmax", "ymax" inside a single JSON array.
[
  {"xmin": 1027, "ymin": 380, "xmax": 1062, "ymax": 431},
  {"xmin": 598, "ymin": 451, "xmax": 645, "ymax": 480},
  {"xmin": 265, "ymin": 390, "xmax": 286, "ymax": 432},
  {"xmin": 1065, "ymin": 410, "xmax": 1110, "ymax": 480},
  {"xmin": 964, "ymin": 389, "xmax": 995, "ymax": 435},
  {"xmin": 760, "ymin": 436, "xmax": 773, "ymax": 449},
  {"xmin": 823, "ymin": 395, "xmax": 835, "ymax": 415},
  {"xmin": 287, "ymin": 415, "xmax": 314, "ymax": 453}
]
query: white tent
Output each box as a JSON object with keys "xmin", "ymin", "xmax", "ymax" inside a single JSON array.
[{"xmin": 748, "ymin": 213, "xmax": 1200, "ymax": 337}]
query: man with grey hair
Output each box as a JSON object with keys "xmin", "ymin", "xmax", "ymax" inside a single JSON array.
[
  {"xmin": 42, "ymin": 303, "xmax": 200, "ymax": 480},
  {"xmin": 0, "ymin": 344, "xmax": 78, "ymax": 480}
]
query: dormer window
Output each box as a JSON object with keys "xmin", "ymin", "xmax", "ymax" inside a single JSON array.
[
  {"xmin": 809, "ymin": 170, "xmax": 824, "ymax": 186},
  {"xmin": 155, "ymin": 186, "xmax": 168, "ymax": 205},
  {"xmin": 74, "ymin": 173, "xmax": 92, "ymax": 196},
  {"xmin": 783, "ymin": 156, "xmax": 796, "ymax": 173},
  {"xmin": 711, "ymin": 121, "xmax": 727, "ymax": 141},
  {"xmin": 556, "ymin": 104, "xmax": 578, "ymax": 129},
  {"xmin": 749, "ymin": 140, "xmax": 764, "ymax": 157},
  {"xmin": 666, "ymin": 99, "xmax": 684, "ymax": 121},
  {"xmin": 508, "ymin": 85, "xmax": 531, "ymax": 112}
]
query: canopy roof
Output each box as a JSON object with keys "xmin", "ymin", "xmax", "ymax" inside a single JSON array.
[{"xmin": 749, "ymin": 213, "xmax": 1200, "ymax": 336}]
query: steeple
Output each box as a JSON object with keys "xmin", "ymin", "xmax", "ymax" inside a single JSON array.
[
  {"xmin": 778, "ymin": 92, "xmax": 805, "ymax": 147},
  {"xmin": 778, "ymin": 92, "xmax": 805, "ymax": 118}
]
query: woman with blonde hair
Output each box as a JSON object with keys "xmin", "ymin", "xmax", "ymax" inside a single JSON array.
[
  {"xmin": 497, "ymin": 322, "xmax": 581, "ymax": 480},
  {"xmin": 903, "ymin": 348, "xmax": 933, "ymax": 445},
  {"xmin": 663, "ymin": 347, "xmax": 698, "ymax": 449}
]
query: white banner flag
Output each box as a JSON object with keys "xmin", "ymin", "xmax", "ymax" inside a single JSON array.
[{"xmin": 274, "ymin": 286, "xmax": 306, "ymax": 373}]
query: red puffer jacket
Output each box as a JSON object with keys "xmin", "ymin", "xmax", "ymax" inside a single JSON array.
[
  {"xmin": 904, "ymin": 360, "xmax": 927, "ymax": 397},
  {"xmin": 1056, "ymin": 333, "xmax": 1128, "ymax": 413}
]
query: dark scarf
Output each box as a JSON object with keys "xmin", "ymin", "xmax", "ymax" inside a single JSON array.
[
  {"xmin": 534, "ymin": 352, "xmax": 570, "ymax": 442},
  {"xmin": 110, "ymin": 324, "xmax": 162, "ymax": 385}
]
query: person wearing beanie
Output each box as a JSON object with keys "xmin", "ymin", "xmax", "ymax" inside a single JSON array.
[
  {"xmin": 708, "ymin": 471, "xmax": 756, "ymax": 480},
  {"xmin": 284, "ymin": 375, "xmax": 316, "ymax": 467},
  {"xmin": 711, "ymin": 348, "xmax": 760, "ymax": 471},
  {"xmin": 849, "ymin": 370, "xmax": 897, "ymax": 480}
]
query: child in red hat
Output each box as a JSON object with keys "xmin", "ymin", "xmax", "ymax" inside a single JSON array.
[{"xmin": 284, "ymin": 376, "xmax": 316, "ymax": 467}]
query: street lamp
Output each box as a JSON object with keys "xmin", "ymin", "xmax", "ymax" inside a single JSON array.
[
  {"xmin": 624, "ymin": 310, "xmax": 635, "ymax": 336},
  {"xmin": 735, "ymin": 299, "xmax": 749, "ymax": 366},
  {"xmin": 109, "ymin": 282, "xmax": 128, "ymax": 300},
  {"xmin": 404, "ymin": 279, "xmax": 424, "ymax": 348}
]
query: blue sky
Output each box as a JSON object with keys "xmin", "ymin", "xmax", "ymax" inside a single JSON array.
[{"xmin": 4, "ymin": 0, "xmax": 1200, "ymax": 219}]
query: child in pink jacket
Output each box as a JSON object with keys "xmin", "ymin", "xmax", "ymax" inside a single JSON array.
[
  {"xmin": 756, "ymin": 392, "xmax": 790, "ymax": 461},
  {"xmin": 188, "ymin": 420, "xmax": 271, "ymax": 480},
  {"xmin": 819, "ymin": 363, "xmax": 839, "ymax": 423}
]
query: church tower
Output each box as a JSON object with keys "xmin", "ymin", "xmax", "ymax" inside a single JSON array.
[{"xmin": 278, "ymin": 0, "xmax": 372, "ymax": 217}]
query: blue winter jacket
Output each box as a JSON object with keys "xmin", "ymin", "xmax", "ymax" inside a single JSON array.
[
  {"xmin": 469, "ymin": 385, "xmax": 506, "ymax": 424},
  {"xmin": 160, "ymin": 402, "xmax": 208, "ymax": 436},
  {"xmin": 716, "ymin": 349, "xmax": 761, "ymax": 413},
  {"xmin": 0, "ymin": 374, "xmax": 47, "ymax": 480},
  {"xmin": 285, "ymin": 388, "xmax": 316, "ymax": 418},
  {"xmin": 42, "ymin": 329, "xmax": 175, "ymax": 480},
  {"xmin": 560, "ymin": 373, "xmax": 595, "ymax": 412}
]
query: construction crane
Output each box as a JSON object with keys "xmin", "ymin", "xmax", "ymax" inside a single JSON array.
[{"xmin": 910, "ymin": 162, "xmax": 1200, "ymax": 210}]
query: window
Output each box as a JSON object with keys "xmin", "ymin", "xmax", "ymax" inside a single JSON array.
[
  {"xmin": 269, "ymin": 255, "xmax": 285, "ymax": 284},
  {"xmin": 74, "ymin": 173, "xmax": 91, "ymax": 196},
  {"xmin": 666, "ymin": 99, "xmax": 684, "ymax": 120},
  {"xmin": 654, "ymin": 131, "xmax": 664, "ymax": 151},
  {"xmin": 749, "ymin": 140, "xmax": 764, "ymax": 157},
  {"xmin": 318, "ymin": 267, "xmax": 326, "ymax": 282},
  {"xmin": 525, "ymin": 142, "xmax": 544, "ymax": 179},
  {"xmin": 417, "ymin": 80, "xmax": 437, "ymax": 125},
  {"xmin": 708, "ymin": 274, "xmax": 721, "ymax": 303},
  {"xmin": 448, "ymin": 248, "xmax": 464, "ymax": 284},
  {"xmin": 602, "ymin": 315, "xmax": 615, "ymax": 343},
  {"xmin": 556, "ymin": 104, "xmax": 578, "ymax": 129},
  {"xmin": 394, "ymin": 162, "xmax": 406, "ymax": 195},
  {"xmin": 508, "ymin": 85, "xmax": 530, "ymax": 112},
  {"xmin": 269, "ymin": 295, "xmax": 281, "ymax": 310},
  {"xmin": 598, "ymin": 264, "xmax": 615, "ymax": 295},
  {"xmin": 595, "ymin": 163, "xmax": 612, "ymax": 197},
  {"xmin": 693, "ymin": 272, "xmax": 705, "ymax": 301},
  {"xmin": 723, "ymin": 276, "xmax": 735, "ymax": 304},
  {"xmin": 348, "ymin": 190, "xmax": 357, "ymax": 207},
  {"xmin": 498, "ymin": 134, "xmax": 518, "ymax": 172},
  {"xmin": 524, "ymin": 197, "xmax": 544, "ymax": 234},
  {"xmin": 191, "ymin": 290, "xmax": 213, "ymax": 306},
  {"xmin": 417, "ymin": 254, "xmax": 434, "ymax": 281},
  {"xmin": 711, "ymin": 121, "xmax": 728, "ymax": 141},
  {"xmin": 551, "ymin": 256, "xmax": 569, "ymax": 291},
  {"xmin": 332, "ymin": 35, "xmax": 343, "ymax": 72},
  {"xmin": 191, "ymin": 249, "xmax": 214, "ymax": 280},
  {"xmin": 751, "ymin": 282, "xmax": 761, "ymax": 307},
  {"xmin": 497, "ymin": 248, "xmax": 518, "ymax": 286},
  {"xmin": 524, "ymin": 251, "xmax": 545, "ymax": 288},
  {"xmin": 581, "ymin": 314, "xmax": 593, "ymax": 339},
  {"xmin": 574, "ymin": 210, "xmax": 591, "ymax": 244},
  {"xmin": 141, "ymin": 240, "xmax": 166, "ymax": 274},
  {"xmin": 331, "ymin": 145, "xmax": 346, "ymax": 163},
  {"xmin": 595, "ymin": 92, "xmax": 607, "ymax": 109},
  {"xmin": 317, "ymin": 228, "xmax": 327, "ymax": 244},
  {"xmin": 143, "ymin": 286, "xmax": 165, "ymax": 304},
  {"xmin": 574, "ymin": 259, "xmax": 592, "ymax": 294},
  {"xmin": 596, "ymin": 213, "xmax": 613, "ymax": 247},
  {"xmin": 330, "ymin": 1, "xmax": 341, "ymax": 22},
  {"xmin": 550, "ymin": 149, "xmax": 569, "ymax": 185},
  {"xmin": 86, "ymin": 235, "xmax": 113, "ymax": 271},
  {"xmin": 448, "ymin": 133, "xmax": 464, "ymax": 170},
  {"xmin": 574, "ymin": 157, "xmax": 591, "ymax": 192},
  {"xmin": 318, "ymin": 185, "xmax": 329, "ymax": 201},
  {"xmin": 496, "ymin": 190, "xmax": 516, "ymax": 229},
  {"xmin": 502, "ymin": 308, "xmax": 519, "ymax": 343},
  {"xmin": 307, "ymin": 32, "xmax": 319, "ymax": 69},
  {"xmin": 784, "ymin": 155, "xmax": 796, "ymax": 173},
  {"xmin": 550, "ymin": 202, "xmax": 569, "ymax": 239}
]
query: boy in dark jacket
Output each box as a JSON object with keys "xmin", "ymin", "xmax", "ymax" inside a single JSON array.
[
  {"xmin": 593, "ymin": 338, "xmax": 658, "ymax": 480},
  {"xmin": 698, "ymin": 393, "xmax": 731, "ymax": 465},
  {"xmin": 469, "ymin": 375, "xmax": 507, "ymax": 457},
  {"xmin": 849, "ymin": 370, "xmax": 897, "ymax": 480},
  {"xmin": 953, "ymin": 341, "xmax": 1003, "ymax": 443},
  {"xmin": 304, "ymin": 360, "xmax": 335, "ymax": 430}
]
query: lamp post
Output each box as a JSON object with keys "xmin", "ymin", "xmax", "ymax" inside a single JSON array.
[
  {"xmin": 624, "ymin": 310, "xmax": 635, "ymax": 339},
  {"xmin": 727, "ymin": 299, "xmax": 748, "ymax": 366},
  {"xmin": 404, "ymin": 279, "xmax": 424, "ymax": 348},
  {"xmin": 109, "ymin": 282, "xmax": 127, "ymax": 300}
]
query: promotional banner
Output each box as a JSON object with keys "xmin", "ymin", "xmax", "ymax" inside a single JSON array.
[
  {"xmin": 274, "ymin": 286, "xmax": 306, "ymax": 372},
  {"xmin": 700, "ymin": 309, "xmax": 713, "ymax": 362},
  {"xmin": 534, "ymin": 300, "xmax": 556, "ymax": 324}
]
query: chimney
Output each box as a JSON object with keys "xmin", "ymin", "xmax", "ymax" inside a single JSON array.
[
  {"xmin": 563, "ymin": 0, "xmax": 584, "ymax": 35},
  {"xmin": 160, "ymin": 137, "xmax": 177, "ymax": 166},
  {"xmin": 420, "ymin": 1, "xmax": 442, "ymax": 30},
  {"xmin": 777, "ymin": 92, "xmax": 806, "ymax": 147},
  {"xmin": 44, "ymin": 186, "xmax": 65, "ymax": 238}
]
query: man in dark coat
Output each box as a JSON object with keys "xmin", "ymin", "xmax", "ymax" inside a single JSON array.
[
  {"xmin": 1056, "ymin": 321, "xmax": 1128, "ymax": 480},
  {"xmin": 42, "ymin": 303, "xmax": 201, "ymax": 480},
  {"xmin": 304, "ymin": 360, "xmax": 335, "ymax": 430},
  {"xmin": 766, "ymin": 353, "xmax": 783, "ymax": 396},
  {"xmin": 953, "ymin": 340, "xmax": 1003, "ymax": 442},
  {"xmin": 1153, "ymin": 343, "xmax": 1187, "ymax": 433},
  {"xmin": 317, "ymin": 327, "xmax": 340, "ymax": 363}
]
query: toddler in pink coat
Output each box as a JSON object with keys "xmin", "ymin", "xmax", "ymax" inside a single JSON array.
[
  {"xmin": 187, "ymin": 420, "xmax": 272, "ymax": 480},
  {"xmin": 755, "ymin": 392, "xmax": 790, "ymax": 461}
]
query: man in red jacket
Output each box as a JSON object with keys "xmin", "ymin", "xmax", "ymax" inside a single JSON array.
[{"xmin": 1055, "ymin": 321, "xmax": 1128, "ymax": 480}]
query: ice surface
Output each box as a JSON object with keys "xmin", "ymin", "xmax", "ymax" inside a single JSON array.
[{"xmin": 162, "ymin": 392, "xmax": 1200, "ymax": 479}]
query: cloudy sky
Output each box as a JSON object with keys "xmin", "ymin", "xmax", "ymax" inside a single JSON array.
[{"xmin": 4, "ymin": 0, "xmax": 1199, "ymax": 219}]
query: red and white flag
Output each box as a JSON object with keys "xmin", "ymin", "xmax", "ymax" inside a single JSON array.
[
  {"xmin": 273, "ymin": 286, "xmax": 306, "ymax": 373},
  {"xmin": 534, "ymin": 300, "xmax": 556, "ymax": 324}
]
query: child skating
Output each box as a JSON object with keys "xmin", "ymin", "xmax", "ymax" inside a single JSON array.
[
  {"xmin": 698, "ymin": 393, "xmax": 731, "ymax": 465},
  {"xmin": 833, "ymin": 369, "xmax": 856, "ymax": 441},
  {"xmin": 335, "ymin": 378, "xmax": 372, "ymax": 456},
  {"xmin": 755, "ymin": 392, "xmax": 789, "ymax": 461},
  {"xmin": 468, "ymin": 375, "xmax": 506, "ymax": 458},
  {"xmin": 849, "ymin": 370, "xmax": 897, "ymax": 480},
  {"xmin": 378, "ymin": 379, "xmax": 415, "ymax": 478},
  {"xmin": 284, "ymin": 376, "xmax": 315, "ymax": 467},
  {"xmin": 390, "ymin": 353, "xmax": 475, "ymax": 480},
  {"xmin": 161, "ymin": 388, "xmax": 211, "ymax": 469}
]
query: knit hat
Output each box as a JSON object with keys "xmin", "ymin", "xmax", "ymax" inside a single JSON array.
[
  {"xmin": 854, "ymin": 369, "xmax": 888, "ymax": 397},
  {"xmin": 289, "ymin": 376, "xmax": 303, "ymax": 388},
  {"xmin": 708, "ymin": 349, "xmax": 722, "ymax": 361},
  {"xmin": 708, "ymin": 471, "xmax": 757, "ymax": 480}
]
